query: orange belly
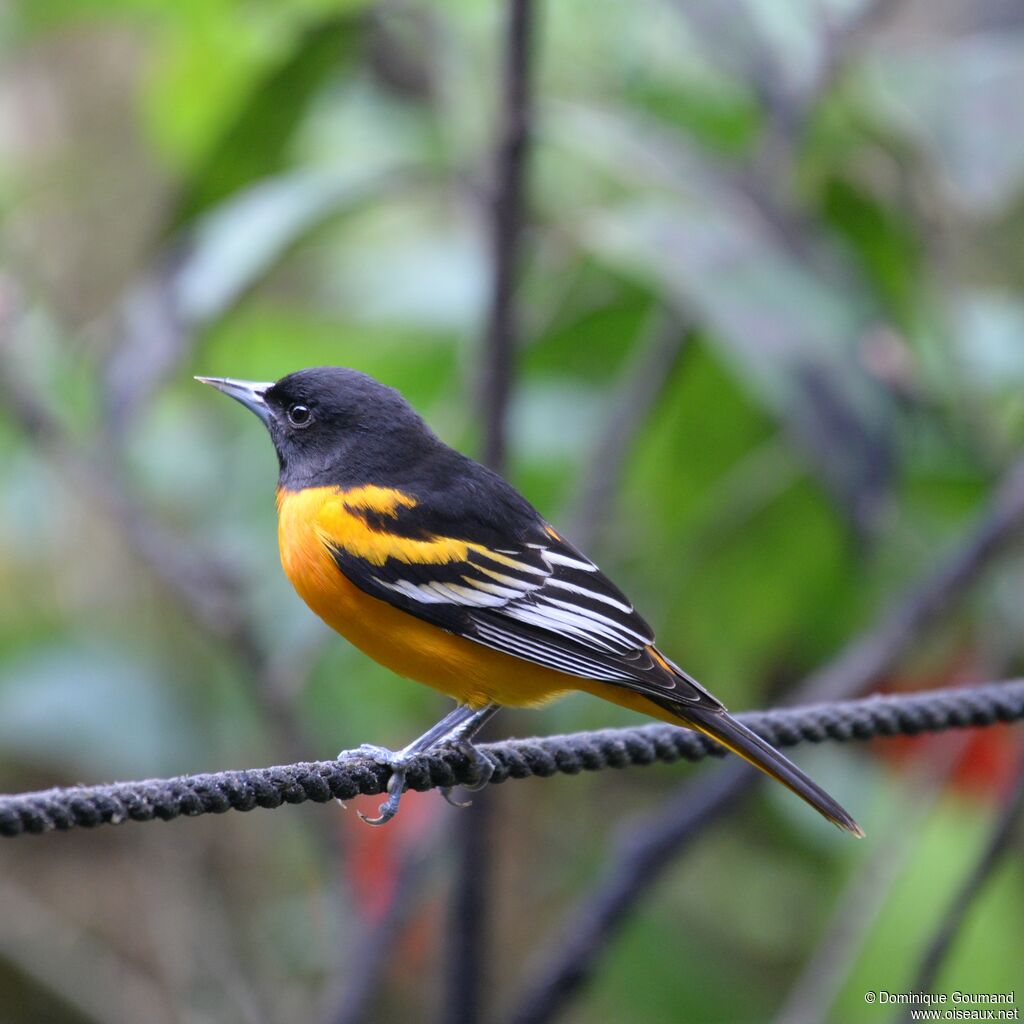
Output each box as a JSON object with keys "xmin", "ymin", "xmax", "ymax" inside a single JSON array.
[{"xmin": 276, "ymin": 486, "xmax": 589, "ymax": 709}]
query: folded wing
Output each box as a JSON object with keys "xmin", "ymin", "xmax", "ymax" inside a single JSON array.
[{"xmin": 326, "ymin": 496, "xmax": 721, "ymax": 711}]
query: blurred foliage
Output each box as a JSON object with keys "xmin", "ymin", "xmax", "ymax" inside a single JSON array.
[{"xmin": 1, "ymin": 0, "xmax": 1024, "ymax": 1022}]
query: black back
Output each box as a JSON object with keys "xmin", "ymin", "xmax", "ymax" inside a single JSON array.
[{"xmin": 263, "ymin": 367, "xmax": 540, "ymax": 545}]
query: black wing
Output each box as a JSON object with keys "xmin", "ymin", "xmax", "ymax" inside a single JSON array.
[{"xmin": 328, "ymin": 488, "xmax": 721, "ymax": 709}]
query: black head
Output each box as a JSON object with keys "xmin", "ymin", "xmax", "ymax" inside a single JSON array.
[{"xmin": 197, "ymin": 367, "xmax": 441, "ymax": 490}]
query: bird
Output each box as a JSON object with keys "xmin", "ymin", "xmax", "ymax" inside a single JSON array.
[{"xmin": 197, "ymin": 367, "xmax": 863, "ymax": 835}]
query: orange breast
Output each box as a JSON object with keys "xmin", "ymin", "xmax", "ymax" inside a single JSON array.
[{"xmin": 275, "ymin": 486, "xmax": 581, "ymax": 709}]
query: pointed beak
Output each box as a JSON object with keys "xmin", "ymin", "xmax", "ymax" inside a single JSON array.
[{"xmin": 195, "ymin": 376, "xmax": 274, "ymax": 425}]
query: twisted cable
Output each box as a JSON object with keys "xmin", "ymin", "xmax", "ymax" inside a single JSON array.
[{"xmin": 2, "ymin": 680, "xmax": 1022, "ymax": 838}]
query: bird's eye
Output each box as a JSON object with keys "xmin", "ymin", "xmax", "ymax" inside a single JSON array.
[{"xmin": 287, "ymin": 403, "xmax": 312, "ymax": 427}]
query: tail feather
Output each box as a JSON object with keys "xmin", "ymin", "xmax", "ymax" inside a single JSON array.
[{"xmin": 676, "ymin": 702, "xmax": 864, "ymax": 838}]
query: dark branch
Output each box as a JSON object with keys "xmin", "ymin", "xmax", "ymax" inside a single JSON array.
[
  {"xmin": 798, "ymin": 458, "xmax": 1024, "ymax": 704},
  {"xmin": 506, "ymin": 763, "xmax": 752, "ymax": 1024},
  {"xmin": 2, "ymin": 680, "xmax": 1022, "ymax": 839},
  {"xmin": 774, "ymin": 735, "xmax": 971, "ymax": 1024},
  {"xmin": 478, "ymin": 0, "xmax": 535, "ymax": 471},
  {"xmin": 452, "ymin": 2, "xmax": 538, "ymax": 1020},
  {"xmin": 327, "ymin": 845, "xmax": 434, "ymax": 1024},
  {"xmin": 504, "ymin": 454, "xmax": 1024, "ymax": 1024},
  {"xmin": 445, "ymin": 790, "xmax": 492, "ymax": 1024},
  {"xmin": 908, "ymin": 752, "xmax": 1024, "ymax": 1006}
]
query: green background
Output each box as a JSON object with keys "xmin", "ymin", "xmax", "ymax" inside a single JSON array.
[{"xmin": 1, "ymin": 1, "xmax": 1023, "ymax": 1021}]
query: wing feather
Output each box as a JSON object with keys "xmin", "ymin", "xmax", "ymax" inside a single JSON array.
[{"xmin": 315, "ymin": 483, "xmax": 721, "ymax": 707}]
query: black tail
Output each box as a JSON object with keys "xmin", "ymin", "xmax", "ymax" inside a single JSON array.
[{"xmin": 674, "ymin": 702, "xmax": 864, "ymax": 837}]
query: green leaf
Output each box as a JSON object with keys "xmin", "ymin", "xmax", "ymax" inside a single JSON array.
[
  {"xmin": 561, "ymin": 103, "xmax": 897, "ymax": 533},
  {"xmin": 171, "ymin": 11, "xmax": 366, "ymax": 225},
  {"xmin": 821, "ymin": 175, "xmax": 923, "ymax": 329}
]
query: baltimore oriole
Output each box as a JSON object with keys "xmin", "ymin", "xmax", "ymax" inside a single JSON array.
[{"xmin": 198, "ymin": 367, "xmax": 862, "ymax": 835}]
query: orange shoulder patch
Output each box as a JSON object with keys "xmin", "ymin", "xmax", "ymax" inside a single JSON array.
[
  {"xmin": 339, "ymin": 485, "xmax": 417, "ymax": 517},
  {"xmin": 277, "ymin": 485, "xmax": 473, "ymax": 570}
]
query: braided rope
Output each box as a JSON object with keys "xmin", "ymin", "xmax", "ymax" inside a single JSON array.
[{"xmin": 2, "ymin": 680, "xmax": 1022, "ymax": 838}]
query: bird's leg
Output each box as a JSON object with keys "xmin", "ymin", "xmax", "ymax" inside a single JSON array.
[
  {"xmin": 345, "ymin": 704, "xmax": 500, "ymax": 825},
  {"xmin": 437, "ymin": 704, "xmax": 501, "ymax": 808}
]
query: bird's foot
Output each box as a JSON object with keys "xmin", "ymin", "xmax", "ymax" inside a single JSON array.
[
  {"xmin": 343, "ymin": 743, "xmax": 415, "ymax": 826},
  {"xmin": 342, "ymin": 739, "xmax": 496, "ymax": 822},
  {"xmin": 351, "ymin": 743, "xmax": 403, "ymax": 766},
  {"xmin": 439, "ymin": 740, "xmax": 496, "ymax": 809}
]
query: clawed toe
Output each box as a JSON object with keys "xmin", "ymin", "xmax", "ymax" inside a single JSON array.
[
  {"xmin": 357, "ymin": 766, "xmax": 407, "ymax": 825},
  {"xmin": 439, "ymin": 742, "xmax": 496, "ymax": 810},
  {"xmin": 440, "ymin": 786, "xmax": 472, "ymax": 809},
  {"xmin": 457, "ymin": 740, "xmax": 496, "ymax": 788},
  {"xmin": 341, "ymin": 704, "xmax": 501, "ymax": 826},
  {"xmin": 341, "ymin": 744, "xmax": 414, "ymax": 825}
]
